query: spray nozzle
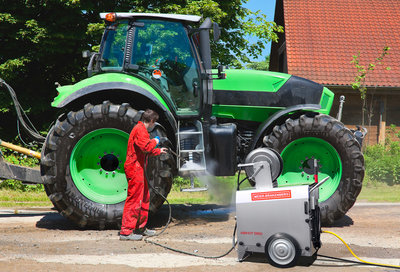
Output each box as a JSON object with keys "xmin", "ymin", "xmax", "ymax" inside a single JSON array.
[{"xmin": 159, "ymin": 137, "xmax": 172, "ymax": 147}]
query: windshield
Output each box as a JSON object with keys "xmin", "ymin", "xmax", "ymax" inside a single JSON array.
[
  {"xmin": 99, "ymin": 21, "xmax": 129, "ymax": 71},
  {"xmin": 131, "ymin": 19, "xmax": 201, "ymax": 115}
]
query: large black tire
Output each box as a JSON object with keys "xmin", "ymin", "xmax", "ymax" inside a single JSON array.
[
  {"xmin": 263, "ymin": 113, "xmax": 364, "ymax": 225},
  {"xmin": 40, "ymin": 101, "xmax": 175, "ymax": 229}
]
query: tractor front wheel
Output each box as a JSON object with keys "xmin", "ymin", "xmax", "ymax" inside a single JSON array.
[
  {"xmin": 40, "ymin": 101, "xmax": 174, "ymax": 229},
  {"xmin": 263, "ymin": 113, "xmax": 364, "ymax": 225}
]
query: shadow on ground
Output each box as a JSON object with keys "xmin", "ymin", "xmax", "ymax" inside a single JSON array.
[
  {"xmin": 148, "ymin": 203, "xmax": 233, "ymax": 228},
  {"xmin": 31, "ymin": 203, "xmax": 233, "ymax": 230}
]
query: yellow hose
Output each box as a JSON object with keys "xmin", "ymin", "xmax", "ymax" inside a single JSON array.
[
  {"xmin": 322, "ymin": 230, "xmax": 400, "ymax": 268},
  {"xmin": 0, "ymin": 140, "xmax": 41, "ymax": 159}
]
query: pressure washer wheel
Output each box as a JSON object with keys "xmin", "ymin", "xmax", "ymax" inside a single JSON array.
[
  {"xmin": 40, "ymin": 101, "xmax": 175, "ymax": 229},
  {"xmin": 265, "ymin": 233, "xmax": 300, "ymax": 268}
]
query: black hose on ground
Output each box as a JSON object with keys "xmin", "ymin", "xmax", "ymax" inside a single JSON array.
[{"xmin": 143, "ymin": 152, "xmax": 237, "ymax": 259}]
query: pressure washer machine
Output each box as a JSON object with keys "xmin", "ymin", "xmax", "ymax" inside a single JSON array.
[{"xmin": 236, "ymin": 148, "xmax": 327, "ymax": 268}]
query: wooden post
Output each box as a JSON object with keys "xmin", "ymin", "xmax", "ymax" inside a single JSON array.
[{"xmin": 378, "ymin": 95, "xmax": 387, "ymax": 144}]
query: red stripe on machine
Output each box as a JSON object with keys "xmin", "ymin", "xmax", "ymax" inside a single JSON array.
[{"xmin": 251, "ymin": 190, "xmax": 292, "ymax": 201}]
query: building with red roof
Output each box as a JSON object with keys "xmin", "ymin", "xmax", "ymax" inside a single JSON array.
[{"xmin": 270, "ymin": 0, "xmax": 400, "ymax": 145}]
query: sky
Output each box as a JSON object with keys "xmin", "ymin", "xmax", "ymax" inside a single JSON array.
[{"xmin": 243, "ymin": 0, "xmax": 277, "ymax": 61}]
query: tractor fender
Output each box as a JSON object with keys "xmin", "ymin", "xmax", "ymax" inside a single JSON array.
[
  {"xmin": 54, "ymin": 80, "xmax": 177, "ymax": 136},
  {"xmin": 249, "ymin": 104, "xmax": 321, "ymax": 151}
]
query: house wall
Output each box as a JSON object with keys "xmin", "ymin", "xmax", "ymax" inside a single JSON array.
[{"xmin": 330, "ymin": 90, "xmax": 400, "ymax": 146}]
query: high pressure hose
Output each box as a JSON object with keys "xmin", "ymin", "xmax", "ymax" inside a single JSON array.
[
  {"xmin": 0, "ymin": 78, "xmax": 45, "ymax": 143},
  {"xmin": 143, "ymin": 152, "xmax": 237, "ymax": 259},
  {"xmin": 320, "ymin": 230, "xmax": 400, "ymax": 269}
]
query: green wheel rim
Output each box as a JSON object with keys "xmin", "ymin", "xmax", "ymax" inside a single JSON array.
[
  {"xmin": 277, "ymin": 137, "xmax": 342, "ymax": 202},
  {"xmin": 70, "ymin": 128, "xmax": 128, "ymax": 204}
]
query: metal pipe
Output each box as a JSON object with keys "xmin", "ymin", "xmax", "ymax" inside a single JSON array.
[
  {"xmin": 336, "ymin": 95, "xmax": 345, "ymax": 122},
  {"xmin": 0, "ymin": 139, "xmax": 41, "ymax": 159}
]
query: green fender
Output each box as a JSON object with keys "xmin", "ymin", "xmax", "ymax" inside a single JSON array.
[
  {"xmin": 53, "ymin": 73, "xmax": 169, "ymax": 108},
  {"xmin": 52, "ymin": 73, "xmax": 176, "ymax": 132},
  {"xmin": 249, "ymin": 104, "xmax": 322, "ymax": 151}
]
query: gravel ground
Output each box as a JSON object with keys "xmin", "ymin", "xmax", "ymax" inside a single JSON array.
[{"xmin": 0, "ymin": 201, "xmax": 399, "ymax": 271}]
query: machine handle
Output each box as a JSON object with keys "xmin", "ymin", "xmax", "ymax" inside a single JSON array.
[{"xmin": 309, "ymin": 176, "xmax": 330, "ymax": 193}]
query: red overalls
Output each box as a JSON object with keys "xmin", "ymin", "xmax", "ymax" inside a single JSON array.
[{"xmin": 120, "ymin": 121, "xmax": 161, "ymax": 235}]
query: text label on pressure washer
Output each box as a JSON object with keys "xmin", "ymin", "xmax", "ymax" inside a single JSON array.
[{"xmin": 251, "ymin": 190, "xmax": 292, "ymax": 201}]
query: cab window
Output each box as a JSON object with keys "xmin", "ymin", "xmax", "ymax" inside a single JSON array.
[
  {"xmin": 131, "ymin": 20, "xmax": 201, "ymax": 115},
  {"xmin": 99, "ymin": 21, "xmax": 129, "ymax": 71}
]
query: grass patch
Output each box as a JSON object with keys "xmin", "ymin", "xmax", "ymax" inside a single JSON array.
[
  {"xmin": 166, "ymin": 191, "xmax": 209, "ymax": 204},
  {"xmin": 1, "ymin": 177, "xmax": 399, "ymax": 209},
  {"xmin": 0, "ymin": 189, "xmax": 52, "ymax": 207},
  {"xmin": 358, "ymin": 183, "xmax": 400, "ymax": 202}
]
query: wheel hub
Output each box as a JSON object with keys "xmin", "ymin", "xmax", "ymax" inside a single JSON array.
[
  {"xmin": 301, "ymin": 157, "xmax": 320, "ymax": 175},
  {"xmin": 268, "ymin": 238, "xmax": 295, "ymax": 265},
  {"xmin": 100, "ymin": 153, "xmax": 120, "ymax": 172}
]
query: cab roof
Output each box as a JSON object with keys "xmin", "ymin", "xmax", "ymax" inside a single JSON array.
[{"xmin": 100, "ymin": 12, "xmax": 202, "ymax": 23}]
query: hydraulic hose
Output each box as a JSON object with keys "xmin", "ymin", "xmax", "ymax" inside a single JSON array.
[
  {"xmin": 0, "ymin": 78, "xmax": 45, "ymax": 143},
  {"xmin": 321, "ymin": 230, "xmax": 400, "ymax": 269},
  {"xmin": 143, "ymin": 152, "xmax": 237, "ymax": 259}
]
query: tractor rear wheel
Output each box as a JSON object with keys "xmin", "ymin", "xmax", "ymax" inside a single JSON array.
[
  {"xmin": 263, "ymin": 113, "xmax": 364, "ymax": 225},
  {"xmin": 40, "ymin": 101, "xmax": 174, "ymax": 229}
]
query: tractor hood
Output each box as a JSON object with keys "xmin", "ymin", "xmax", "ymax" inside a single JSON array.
[{"xmin": 212, "ymin": 69, "xmax": 334, "ymax": 122}]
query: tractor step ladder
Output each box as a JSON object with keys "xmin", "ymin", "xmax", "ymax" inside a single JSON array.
[{"xmin": 176, "ymin": 120, "xmax": 208, "ymax": 192}]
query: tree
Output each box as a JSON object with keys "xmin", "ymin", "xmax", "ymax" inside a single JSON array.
[
  {"xmin": 351, "ymin": 47, "xmax": 390, "ymax": 127},
  {"xmin": 0, "ymin": 0, "xmax": 282, "ymax": 141},
  {"xmin": 246, "ymin": 55, "xmax": 270, "ymax": 71}
]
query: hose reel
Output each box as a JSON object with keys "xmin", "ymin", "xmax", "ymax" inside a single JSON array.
[{"xmin": 244, "ymin": 148, "xmax": 283, "ymax": 186}]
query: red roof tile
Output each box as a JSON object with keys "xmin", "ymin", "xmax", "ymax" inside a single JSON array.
[{"xmin": 283, "ymin": 0, "xmax": 400, "ymax": 87}]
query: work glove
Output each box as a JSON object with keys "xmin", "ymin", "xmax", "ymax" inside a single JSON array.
[{"xmin": 154, "ymin": 136, "xmax": 160, "ymax": 147}]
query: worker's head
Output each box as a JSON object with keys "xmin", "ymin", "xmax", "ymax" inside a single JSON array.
[{"xmin": 141, "ymin": 109, "xmax": 159, "ymax": 129}]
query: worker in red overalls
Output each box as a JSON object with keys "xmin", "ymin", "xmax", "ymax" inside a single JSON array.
[{"xmin": 120, "ymin": 109, "xmax": 167, "ymax": 241}]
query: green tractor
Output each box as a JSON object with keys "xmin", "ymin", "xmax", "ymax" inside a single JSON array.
[{"xmin": 40, "ymin": 12, "xmax": 364, "ymax": 228}]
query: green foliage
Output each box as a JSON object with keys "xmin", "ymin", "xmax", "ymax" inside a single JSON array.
[
  {"xmin": 364, "ymin": 126, "xmax": 400, "ymax": 185},
  {"xmin": 0, "ymin": 179, "xmax": 44, "ymax": 192},
  {"xmin": 246, "ymin": 55, "xmax": 270, "ymax": 71},
  {"xmin": 350, "ymin": 47, "xmax": 390, "ymax": 126},
  {"xmin": 351, "ymin": 46, "xmax": 390, "ymax": 100}
]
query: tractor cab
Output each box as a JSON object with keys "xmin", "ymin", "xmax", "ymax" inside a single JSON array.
[{"xmin": 88, "ymin": 12, "xmax": 213, "ymax": 118}]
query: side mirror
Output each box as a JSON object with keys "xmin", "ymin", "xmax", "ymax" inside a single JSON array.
[
  {"xmin": 193, "ymin": 81, "xmax": 199, "ymax": 97},
  {"xmin": 213, "ymin": 22, "xmax": 221, "ymax": 42}
]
